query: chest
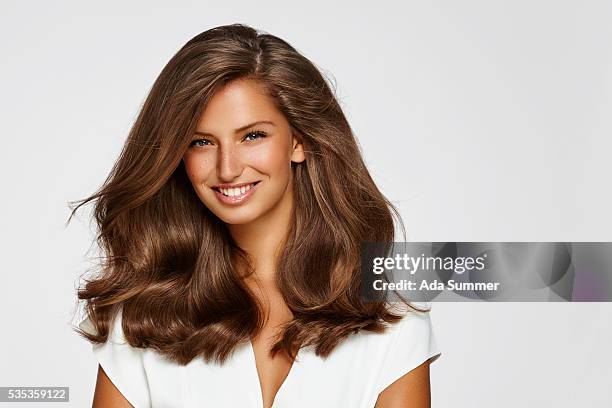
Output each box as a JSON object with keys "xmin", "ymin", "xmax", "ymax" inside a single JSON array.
[
  {"xmin": 245, "ymin": 281, "xmax": 299, "ymax": 407},
  {"xmin": 250, "ymin": 323, "xmax": 296, "ymax": 408},
  {"xmin": 140, "ymin": 329, "xmax": 386, "ymax": 408}
]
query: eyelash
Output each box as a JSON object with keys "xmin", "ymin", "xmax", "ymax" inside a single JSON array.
[{"xmin": 189, "ymin": 131, "xmax": 267, "ymax": 148}]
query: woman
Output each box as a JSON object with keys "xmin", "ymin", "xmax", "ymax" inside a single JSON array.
[{"xmin": 71, "ymin": 23, "xmax": 441, "ymax": 408}]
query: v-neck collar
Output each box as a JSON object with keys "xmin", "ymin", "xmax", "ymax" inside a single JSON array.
[{"xmin": 247, "ymin": 340, "xmax": 302, "ymax": 408}]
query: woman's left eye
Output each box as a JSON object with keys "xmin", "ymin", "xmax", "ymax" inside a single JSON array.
[{"xmin": 243, "ymin": 131, "xmax": 267, "ymax": 142}]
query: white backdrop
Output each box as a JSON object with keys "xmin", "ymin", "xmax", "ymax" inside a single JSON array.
[{"xmin": 1, "ymin": 1, "xmax": 611, "ymax": 406}]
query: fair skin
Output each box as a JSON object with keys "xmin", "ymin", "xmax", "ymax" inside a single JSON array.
[{"xmin": 92, "ymin": 78, "xmax": 431, "ymax": 408}]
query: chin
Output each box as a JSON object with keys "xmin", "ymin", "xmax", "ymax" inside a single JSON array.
[
  {"xmin": 211, "ymin": 207, "xmax": 263, "ymax": 226},
  {"xmin": 219, "ymin": 215, "xmax": 258, "ymax": 225}
]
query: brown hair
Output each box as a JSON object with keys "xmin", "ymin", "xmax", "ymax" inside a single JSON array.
[{"xmin": 69, "ymin": 23, "xmax": 420, "ymax": 365}]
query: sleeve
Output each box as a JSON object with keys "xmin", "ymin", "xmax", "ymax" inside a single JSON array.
[
  {"xmin": 376, "ymin": 306, "xmax": 442, "ymax": 394},
  {"xmin": 79, "ymin": 310, "xmax": 152, "ymax": 408}
]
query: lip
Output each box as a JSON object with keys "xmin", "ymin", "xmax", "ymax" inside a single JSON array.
[
  {"xmin": 211, "ymin": 181, "xmax": 260, "ymax": 206},
  {"xmin": 212, "ymin": 181, "xmax": 259, "ymax": 189}
]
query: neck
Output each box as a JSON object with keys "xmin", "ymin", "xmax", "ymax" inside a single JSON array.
[{"xmin": 227, "ymin": 185, "xmax": 294, "ymax": 285}]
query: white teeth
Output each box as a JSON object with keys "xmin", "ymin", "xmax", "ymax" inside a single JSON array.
[{"xmin": 219, "ymin": 183, "xmax": 255, "ymax": 197}]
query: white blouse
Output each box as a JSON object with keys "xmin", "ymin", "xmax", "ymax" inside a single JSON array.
[{"xmin": 79, "ymin": 303, "xmax": 441, "ymax": 408}]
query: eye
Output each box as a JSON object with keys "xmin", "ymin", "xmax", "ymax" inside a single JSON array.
[
  {"xmin": 189, "ymin": 139, "xmax": 213, "ymax": 148},
  {"xmin": 243, "ymin": 131, "xmax": 267, "ymax": 142}
]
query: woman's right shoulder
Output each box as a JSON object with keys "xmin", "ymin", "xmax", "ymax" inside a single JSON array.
[
  {"xmin": 78, "ymin": 306, "xmax": 152, "ymax": 407},
  {"xmin": 78, "ymin": 306, "xmax": 128, "ymax": 345}
]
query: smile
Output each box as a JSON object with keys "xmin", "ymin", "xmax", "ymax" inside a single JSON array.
[{"xmin": 212, "ymin": 181, "xmax": 260, "ymax": 205}]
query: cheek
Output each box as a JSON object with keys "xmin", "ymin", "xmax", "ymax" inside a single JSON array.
[
  {"xmin": 183, "ymin": 155, "xmax": 213, "ymax": 183},
  {"xmin": 248, "ymin": 141, "xmax": 290, "ymax": 176}
]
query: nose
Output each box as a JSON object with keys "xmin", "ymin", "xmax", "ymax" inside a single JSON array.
[{"xmin": 216, "ymin": 144, "xmax": 243, "ymax": 182}]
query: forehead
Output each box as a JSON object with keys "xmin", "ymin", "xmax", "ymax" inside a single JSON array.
[{"xmin": 196, "ymin": 79, "xmax": 283, "ymax": 131}]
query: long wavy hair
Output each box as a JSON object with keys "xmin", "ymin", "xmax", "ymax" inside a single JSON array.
[{"xmin": 69, "ymin": 23, "xmax": 420, "ymax": 365}]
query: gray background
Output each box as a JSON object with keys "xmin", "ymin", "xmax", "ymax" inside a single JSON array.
[{"xmin": 1, "ymin": 0, "xmax": 611, "ymax": 406}]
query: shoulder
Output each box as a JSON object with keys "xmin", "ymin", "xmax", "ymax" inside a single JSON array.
[
  {"xmin": 79, "ymin": 307, "xmax": 128, "ymax": 345},
  {"xmin": 79, "ymin": 308, "xmax": 152, "ymax": 407},
  {"xmin": 374, "ymin": 302, "xmax": 442, "ymax": 395},
  {"xmin": 385, "ymin": 302, "xmax": 437, "ymax": 341}
]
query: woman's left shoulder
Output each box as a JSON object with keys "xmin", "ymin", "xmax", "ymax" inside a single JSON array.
[
  {"xmin": 383, "ymin": 301, "xmax": 436, "ymax": 336},
  {"xmin": 371, "ymin": 301, "xmax": 442, "ymax": 395}
]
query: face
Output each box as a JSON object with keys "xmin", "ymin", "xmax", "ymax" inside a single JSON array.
[{"xmin": 182, "ymin": 79, "xmax": 305, "ymax": 225}]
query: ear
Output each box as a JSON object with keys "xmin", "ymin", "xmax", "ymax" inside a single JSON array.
[{"xmin": 290, "ymin": 134, "xmax": 306, "ymax": 164}]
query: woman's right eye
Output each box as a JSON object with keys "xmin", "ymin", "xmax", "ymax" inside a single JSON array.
[{"xmin": 190, "ymin": 139, "xmax": 213, "ymax": 148}]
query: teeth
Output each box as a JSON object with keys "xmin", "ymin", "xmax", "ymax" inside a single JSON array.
[{"xmin": 219, "ymin": 183, "xmax": 255, "ymax": 197}]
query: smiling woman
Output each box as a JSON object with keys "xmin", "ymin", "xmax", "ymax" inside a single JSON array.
[{"xmin": 69, "ymin": 23, "xmax": 440, "ymax": 408}]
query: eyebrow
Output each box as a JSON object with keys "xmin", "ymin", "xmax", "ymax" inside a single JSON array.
[{"xmin": 194, "ymin": 120, "xmax": 275, "ymax": 137}]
